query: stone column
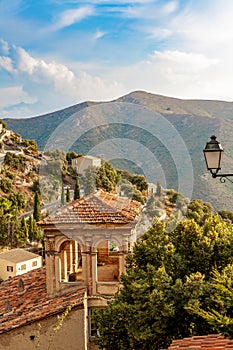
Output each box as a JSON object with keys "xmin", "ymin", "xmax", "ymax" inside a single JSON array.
[
  {"xmin": 84, "ymin": 236, "xmax": 92, "ymax": 295},
  {"xmin": 91, "ymin": 250, "xmax": 97, "ymax": 295},
  {"xmin": 81, "ymin": 251, "xmax": 87, "ymax": 284},
  {"xmin": 74, "ymin": 241, "xmax": 78, "ymax": 272},
  {"xmin": 45, "ymin": 234, "xmax": 57, "ymax": 297},
  {"xmin": 119, "ymin": 235, "xmax": 129, "ymax": 276},
  {"xmin": 69, "ymin": 241, "xmax": 73, "ymax": 274},
  {"xmin": 63, "ymin": 249, "xmax": 68, "ymax": 282}
]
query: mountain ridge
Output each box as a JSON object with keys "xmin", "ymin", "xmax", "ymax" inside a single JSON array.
[{"xmin": 4, "ymin": 90, "xmax": 233, "ymax": 210}]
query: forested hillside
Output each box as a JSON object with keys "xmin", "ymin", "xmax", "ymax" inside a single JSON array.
[{"xmin": 5, "ymin": 91, "xmax": 233, "ymax": 210}]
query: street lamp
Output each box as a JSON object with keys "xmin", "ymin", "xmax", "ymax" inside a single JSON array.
[{"xmin": 203, "ymin": 135, "xmax": 233, "ymax": 182}]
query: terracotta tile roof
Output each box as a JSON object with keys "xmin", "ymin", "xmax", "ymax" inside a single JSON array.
[
  {"xmin": 0, "ymin": 248, "xmax": 40, "ymax": 263},
  {"xmin": 0, "ymin": 268, "xmax": 86, "ymax": 334},
  {"xmin": 39, "ymin": 189, "xmax": 142, "ymax": 225},
  {"xmin": 168, "ymin": 334, "xmax": 233, "ymax": 349}
]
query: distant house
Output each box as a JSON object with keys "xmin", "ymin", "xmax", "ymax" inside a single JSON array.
[
  {"xmin": 0, "ymin": 249, "xmax": 42, "ymax": 280},
  {"xmin": 148, "ymin": 182, "xmax": 157, "ymax": 194},
  {"xmin": 71, "ymin": 155, "xmax": 101, "ymax": 176}
]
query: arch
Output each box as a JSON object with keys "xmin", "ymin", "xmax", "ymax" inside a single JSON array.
[
  {"xmin": 92, "ymin": 235, "xmax": 121, "ymax": 250},
  {"xmin": 59, "ymin": 239, "xmax": 83, "ymax": 282},
  {"xmin": 55, "ymin": 235, "xmax": 84, "ymax": 252}
]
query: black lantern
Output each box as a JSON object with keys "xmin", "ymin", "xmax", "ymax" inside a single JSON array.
[
  {"xmin": 203, "ymin": 135, "xmax": 224, "ymax": 175},
  {"xmin": 203, "ymin": 135, "xmax": 233, "ymax": 182}
]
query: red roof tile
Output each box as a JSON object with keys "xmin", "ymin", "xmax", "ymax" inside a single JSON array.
[
  {"xmin": 39, "ymin": 189, "xmax": 142, "ymax": 225},
  {"xmin": 0, "ymin": 268, "xmax": 86, "ymax": 334},
  {"xmin": 168, "ymin": 334, "xmax": 233, "ymax": 349}
]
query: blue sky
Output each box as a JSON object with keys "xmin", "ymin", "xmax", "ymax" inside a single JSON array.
[{"xmin": 0, "ymin": 0, "xmax": 233, "ymax": 118}]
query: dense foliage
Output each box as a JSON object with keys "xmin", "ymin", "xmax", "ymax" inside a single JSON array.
[{"xmin": 93, "ymin": 213, "xmax": 233, "ymax": 349}]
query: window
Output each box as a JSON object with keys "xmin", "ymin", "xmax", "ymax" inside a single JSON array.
[
  {"xmin": 7, "ymin": 266, "xmax": 13, "ymax": 272},
  {"xmin": 21, "ymin": 264, "xmax": 26, "ymax": 270},
  {"xmin": 32, "ymin": 261, "xmax": 37, "ymax": 267},
  {"xmin": 88, "ymin": 308, "xmax": 99, "ymax": 337}
]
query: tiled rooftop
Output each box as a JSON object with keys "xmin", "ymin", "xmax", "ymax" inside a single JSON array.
[
  {"xmin": 39, "ymin": 189, "xmax": 142, "ymax": 225},
  {"xmin": 168, "ymin": 334, "xmax": 233, "ymax": 349},
  {"xmin": 0, "ymin": 268, "xmax": 86, "ymax": 334},
  {"xmin": 0, "ymin": 248, "xmax": 40, "ymax": 263}
]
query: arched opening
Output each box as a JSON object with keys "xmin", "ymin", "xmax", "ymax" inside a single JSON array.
[
  {"xmin": 59, "ymin": 240, "xmax": 83, "ymax": 282},
  {"xmin": 97, "ymin": 239, "xmax": 120, "ymax": 282}
]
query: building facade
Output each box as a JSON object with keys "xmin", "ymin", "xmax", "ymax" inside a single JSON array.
[
  {"xmin": 71, "ymin": 155, "xmax": 101, "ymax": 176},
  {"xmin": 0, "ymin": 190, "xmax": 142, "ymax": 350},
  {"xmin": 0, "ymin": 248, "xmax": 42, "ymax": 280}
]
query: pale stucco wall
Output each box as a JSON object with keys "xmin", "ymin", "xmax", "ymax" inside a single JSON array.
[
  {"xmin": 0, "ymin": 256, "xmax": 42, "ymax": 281},
  {"xmin": 0, "ymin": 308, "xmax": 87, "ymax": 350}
]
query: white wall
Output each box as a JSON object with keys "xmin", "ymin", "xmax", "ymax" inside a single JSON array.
[{"xmin": 0, "ymin": 256, "xmax": 42, "ymax": 280}]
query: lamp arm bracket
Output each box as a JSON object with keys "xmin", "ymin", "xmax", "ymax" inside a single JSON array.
[{"xmin": 211, "ymin": 173, "xmax": 233, "ymax": 184}]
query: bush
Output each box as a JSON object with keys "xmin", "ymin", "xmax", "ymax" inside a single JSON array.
[
  {"xmin": 0, "ymin": 178, "xmax": 13, "ymax": 193},
  {"xmin": 4, "ymin": 152, "xmax": 21, "ymax": 170}
]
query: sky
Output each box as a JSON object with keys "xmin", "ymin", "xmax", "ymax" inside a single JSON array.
[{"xmin": 0, "ymin": 0, "xmax": 233, "ymax": 118}]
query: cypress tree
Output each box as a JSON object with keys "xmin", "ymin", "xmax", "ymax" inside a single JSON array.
[
  {"xmin": 33, "ymin": 191, "xmax": 41, "ymax": 222},
  {"xmin": 66, "ymin": 187, "xmax": 71, "ymax": 203},
  {"xmin": 20, "ymin": 217, "xmax": 28, "ymax": 240},
  {"xmin": 156, "ymin": 180, "xmax": 162, "ymax": 196},
  {"xmin": 61, "ymin": 183, "xmax": 65, "ymax": 205},
  {"xmin": 74, "ymin": 177, "xmax": 80, "ymax": 200}
]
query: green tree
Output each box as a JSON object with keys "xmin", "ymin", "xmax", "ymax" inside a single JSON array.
[
  {"xmin": 0, "ymin": 178, "xmax": 13, "ymax": 193},
  {"xmin": 129, "ymin": 174, "xmax": 148, "ymax": 192},
  {"xmin": 66, "ymin": 187, "xmax": 70, "ymax": 203},
  {"xmin": 4, "ymin": 152, "xmax": 21, "ymax": 170},
  {"xmin": 218, "ymin": 209, "xmax": 233, "ymax": 223},
  {"xmin": 61, "ymin": 183, "xmax": 65, "ymax": 205},
  {"xmin": 188, "ymin": 264, "xmax": 233, "ymax": 338},
  {"xmin": 20, "ymin": 217, "xmax": 28, "ymax": 241},
  {"xmin": 145, "ymin": 194, "xmax": 163, "ymax": 217},
  {"xmin": 96, "ymin": 161, "xmax": 118, "ymax": 192},
  {"xmin": 27, "ymin": 215, "xmax": 42, "ymax": 242},
  {"xmin": 132, "ymin": 188, "xmax": 145, "ymax": 204},
  {"xmin": 83, "ymin": 166, "xmax": 98, "ymax": 195},
  {"xmin": 156, "ymin": 180, "xmax": 162, "ymax": 196},
  {"xmin": 33, "ymin": 191, "xmax": 41, "ymax": 222},
  {"xmin": 0, "ymin": 209, "xmax": 9, "ymax": 245},
  {"xmin": 74, "ymin": 177, "xmax": 80, "ymax": 200},
  {"xmin": 185, "ymin": 199, "xmax": 214, "ymax": 225},
  {"xmin": 93, "ymin": 214, "xmax": 233, "ymax": 349}
]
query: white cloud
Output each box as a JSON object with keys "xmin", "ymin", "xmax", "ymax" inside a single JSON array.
[
  {"xmin": 0, "ymin": 56, "xmax": 14, "ymax": 73},
  {"xmin": 150, "ymin": 50, "xmax": 218, "ymax": 72},
  {"xmin": 120, "ymin": 1, "xmax": 178, "ymax": 20},
  {"xmin": 0, "ymin": 86, "xmax": 36, "ymax": 109},
  {"xmin": 0, "ymin": 42, "xmax": 125, "ymax": 117},
  {"xmin": 52, "ymin": 6, "xmax": 94, "ymax": 30},
  {"xmin": 93, "ymin": 30, "xmax": 106, "ymax": 40},
  {"xmin": 0, "ymin": 39, "xmax": 9, "ymax": 55},
  {"xmin": 161, "ymin": 1, "xmax": 179, "ymax": 15},
  {"xmin": 148, "ymin": 27, "xmax": 172, "ymax": 40},
  {"xmin": 16, "ymin": 47, "xmax": 74, "ymax": 86}
]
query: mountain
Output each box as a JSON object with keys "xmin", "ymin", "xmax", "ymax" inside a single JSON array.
[{"xmin": 4, "ymin": 91, "xmax": 233, "ymax": 211}]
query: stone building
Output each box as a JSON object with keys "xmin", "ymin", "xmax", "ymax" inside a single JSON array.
[
  {"xmin": 0, "ymin": 190, "xmax": 142, "ymax": 350},
  {"xmin": 71, "ymin": 155, "xmax": 101, "ymax": 176}
]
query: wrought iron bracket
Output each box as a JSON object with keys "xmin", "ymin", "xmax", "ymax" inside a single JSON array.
[{"xmin": 210, "ymin": 171, "xmax": 233, "ymax": 184}]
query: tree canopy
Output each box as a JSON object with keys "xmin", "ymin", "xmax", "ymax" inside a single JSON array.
[{"xmin": 93, "ymin": 214, "xmax": 233, "ymax": 349}]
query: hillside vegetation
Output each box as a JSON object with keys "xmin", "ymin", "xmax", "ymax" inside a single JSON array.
[{"xmin": 4, "ymin": 91, "xmax": 233, "ymax": 210}]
